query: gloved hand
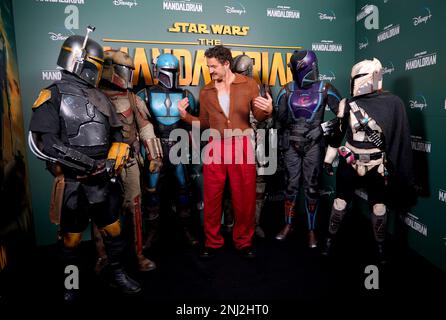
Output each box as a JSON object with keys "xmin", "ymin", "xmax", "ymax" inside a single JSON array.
[
  {"xmin": 125, "ymin": 157, "xmax": 137, "ymax": 168},
  {"xmin": 305, "ymin": 126, "xmax": 323, "ymax": 142},
  {"xmin": 149, "ymin": 158, "xmax": 163, "ymax": 173},
  {"xmin": 324, "ymin": 162, "xmax": 334, "ymax": 176}
]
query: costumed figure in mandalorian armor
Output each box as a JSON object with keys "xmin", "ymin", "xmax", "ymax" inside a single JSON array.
[
  {"xmin": 228, "ymin": 54, "xmax": 274, "ymax": 238},
  {"xmin": 275, "ymin": 50, "xmax": 341, "ymax": 247},
  {"xmin": 93, "ymin": 49, "xmax": 162, "ymax": 273},
  {"xmin": 28, "ymin": 27, "xmax": 141, "ymax": 302},
  {"xmin": 137, "ymin": 53, "xmax": 199, "ymax": 247},
  {"xmin": 321, "ymin": 58, "xmax": 414, "ymax": 264}
]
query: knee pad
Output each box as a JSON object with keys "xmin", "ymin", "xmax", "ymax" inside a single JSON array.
[
  {"xmin": 63, "ymin": 232, "xmax": 82, "ymax": 248},
  {"xmin": 373, "ymin": 203, "xmax": 386, "ymax": 216},
  {"xmin": 333, "ymin": 198, "xmax": 347, "ymax": 211},
  {"xmin": 99, "ymin": 220, "xmax": 121, "ymax": 238}
]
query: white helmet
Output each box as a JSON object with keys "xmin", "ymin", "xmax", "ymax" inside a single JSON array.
[{"xmin": 350, "ymin": 58, "xmax": 383, "ymax": 97}]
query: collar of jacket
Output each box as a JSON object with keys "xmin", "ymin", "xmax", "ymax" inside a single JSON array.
[{"xmin": 202, "ymin": 73, "xmax": 248, "ymax": 91}]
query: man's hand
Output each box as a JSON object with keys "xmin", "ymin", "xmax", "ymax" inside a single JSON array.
[
  {"xmin": 324, "ymin": 162, "xmax": 334, "ymax": 176},
  {"xmin": 253, "ymin": 92, "xmax": 273, "ymax": 114},
  {"xmin": 149, "ymin": 158, "xmax": 163, "ymax": 173},
  {"xmin": 178, "ymin": 97, "xmax": 189, "ymax": 119}
]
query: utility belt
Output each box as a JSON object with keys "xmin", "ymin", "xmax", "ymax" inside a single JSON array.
[
  {"xmin": 338, "ymin": 146, "xmax": 385, "ymax": 164},
  {"xmin": 279, "ymin": 122, "xmax": 320, "ymax": 150},
  {"xmin": 288, "ymin": 121, "xmax": 321, "ymax": 137}
]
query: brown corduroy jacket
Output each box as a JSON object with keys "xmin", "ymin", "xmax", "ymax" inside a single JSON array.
[{"xmin": 182, "ymin": 73, "xmax": 271, "ymax": 137}]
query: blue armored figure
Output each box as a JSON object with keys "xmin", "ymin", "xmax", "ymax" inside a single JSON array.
[
  {"xmin": 275, "ymin": 50, "xmax": 341, "ymax": 247},
  {"xmin": 137, "ymin": 53, "xmax": 198, "ymax": 247}
]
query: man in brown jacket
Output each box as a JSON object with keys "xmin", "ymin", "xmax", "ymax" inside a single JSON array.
[{"xmin": 178, "ymin": 46, "xmax": 272, "ymax": 258}]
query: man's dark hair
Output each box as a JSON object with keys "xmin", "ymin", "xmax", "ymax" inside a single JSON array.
[{"xmin": 204, "ymin": 45, "xmax": 233, "ymax": 67}]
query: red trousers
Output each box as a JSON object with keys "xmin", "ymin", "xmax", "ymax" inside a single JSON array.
[{"xmin": 203, "ymin": 136, "xmax": 256, "ymax": 250}]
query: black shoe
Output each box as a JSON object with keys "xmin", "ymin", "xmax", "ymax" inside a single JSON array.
[
  {"xmin": 109, "ymin": 267, "xmax": 141, "ymax": 295},
  {"xmin": 199, "ymin": 247, "xmax": 220, "ymax": 259},
  {"xmin": 238, "ymin": 246, "xmax": 256, "ymax": 259}
]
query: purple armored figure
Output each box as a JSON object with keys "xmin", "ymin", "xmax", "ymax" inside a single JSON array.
[{"xmin": 275, "ymin": 50, "xmax": 341, "ymax": 247}]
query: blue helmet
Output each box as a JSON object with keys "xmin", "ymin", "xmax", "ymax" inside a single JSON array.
[{"xmin": 154, "ymin": 53, "xmax": 179, "ymax": 89}]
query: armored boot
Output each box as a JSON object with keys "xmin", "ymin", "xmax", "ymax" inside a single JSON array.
[
  {"xmin": 59, "ymin": 239, "xmax": 81, "ymax": 303},
  {"xmin": 142, "ymin": 189, "xmax": 160, "ymax": 250},
  {"xmin": 92, "ymin": 224, "xmax": 109, "ymax": 274},
  {"xmin": 255, "ymin": 199, "xmax": 266, "ymax": 238},
  {"xmin": 143, "ymin": 215, "xmax": 159, "ymax": 250},
  {"xmin": 306, "ymin": 198, "xmax": 319, "ymax": 248},
  {"xmin": 103, "ymin": 235, "xmax": 141, "ymax": 295},
  {"xmin": 130, "ymin": 196, "xmax": 157, "ymax": 272},
  {"xmin": 308, "ymin": 230, "xmax": 317, "ymax": 248},
  {"xmin": 180, "ymin": 215, "xmax": 199, "ymax": 246},
  {"xmin": 178, "ymin": 196, "xmax": 199, "ymax": 246},
  {"xmin": 106, "ymin": 264, "xmax": 141, "ymax": 294},
  {"xmin": 322, "ymin": 200, "xmax": 347, "ymax": 256},
  {"xmin": 275, "ymin": 200, "xmax": 295, "ymax": 241},
  {"xmin": 371, "ymin": 205, "xmax": 388, "ymax": 265}
]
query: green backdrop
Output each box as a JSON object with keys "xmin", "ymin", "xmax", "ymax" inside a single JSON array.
[{"xmin": 9, "ymin": 0, "xmax": 445, "ymax": 272}]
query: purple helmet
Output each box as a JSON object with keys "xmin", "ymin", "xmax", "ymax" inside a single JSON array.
[{"xmin": 289, "ymin": 50, "xmax": 319, "ymax": 88}]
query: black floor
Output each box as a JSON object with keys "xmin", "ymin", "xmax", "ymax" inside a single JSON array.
[{"xmin": 1, "ymin": 203, "xmax": 446, "ymax": 315}]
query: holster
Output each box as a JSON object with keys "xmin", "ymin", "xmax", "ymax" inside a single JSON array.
[{"xmin": 49, "ymin": 173, "xmax": 65, "ymax": 225}]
